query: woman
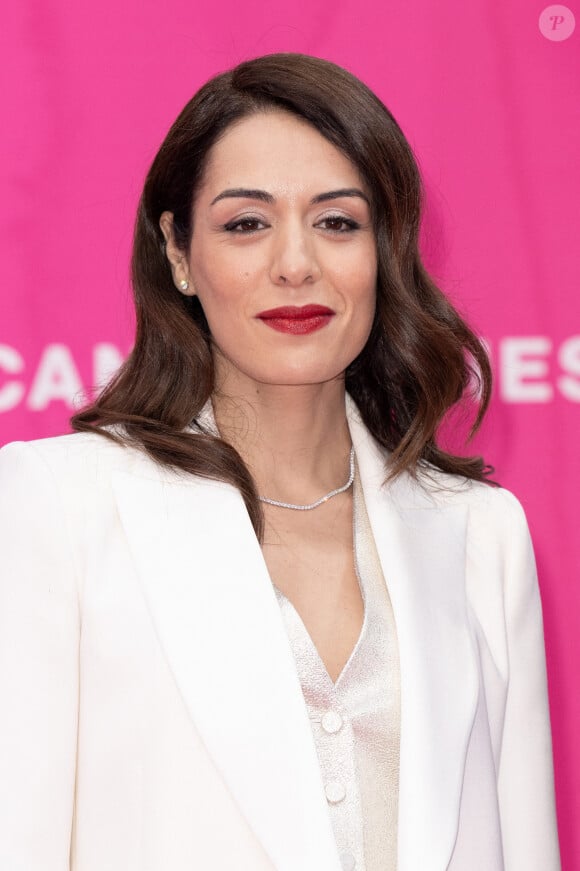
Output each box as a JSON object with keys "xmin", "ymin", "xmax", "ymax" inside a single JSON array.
[{"xmin": 0, "ymin": 53, "xmax": 560, "ymax": 871}]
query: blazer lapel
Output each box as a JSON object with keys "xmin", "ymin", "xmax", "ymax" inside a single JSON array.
[
  {"xmin": 112, "ymin": 462, "xmax": 341, "ymax": 871},
  {"xmin": 112, "ymin": 395, "xmax": 478, "ymax": 871},
  {"xmin": 347, "ymin": 398, "xmax": 479, "ymax": 871}
]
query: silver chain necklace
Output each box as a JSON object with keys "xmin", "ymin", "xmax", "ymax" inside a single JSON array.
[{"xmin": 258, "ymin": 447, "xmax": 355, "ymax": 511}]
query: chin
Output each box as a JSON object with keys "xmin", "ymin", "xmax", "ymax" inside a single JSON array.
[
  {"xmin": 248, "ymin": 364, "xmax": 348, "ymax": 387},
  {"xmin": 215, "ymin": 345, "xmax": 358, "ymax": 389}
]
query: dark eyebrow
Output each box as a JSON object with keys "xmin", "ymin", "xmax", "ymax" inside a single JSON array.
[{"xmin": 209, "ymin": 187, "xmax": 370, "ymax": 206}]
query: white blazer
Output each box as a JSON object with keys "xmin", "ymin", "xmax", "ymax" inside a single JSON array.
[{"xmin": 0, "ymin": 398, "xmax": 560, "ymax": 871}]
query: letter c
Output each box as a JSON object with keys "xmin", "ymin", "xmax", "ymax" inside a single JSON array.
[{"xmin": 0, "ymin": 345, "xmax": 25, "ymax": 412}]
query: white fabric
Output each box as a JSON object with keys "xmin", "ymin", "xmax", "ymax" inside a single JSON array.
[
  {"xmin": 0, "ymin": 395, "xmax": 561, "ymax": 870},
  {"xmin": 274, "ymin": 464, "xmax": 400, "ymax": 871}
]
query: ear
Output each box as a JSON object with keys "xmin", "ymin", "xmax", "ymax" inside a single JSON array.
[{"xmin": 159, "ymin": 211, "xmax": 196, "ymax": 296}]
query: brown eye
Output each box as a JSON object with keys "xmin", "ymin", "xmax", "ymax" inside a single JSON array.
[
  {"xmin": 223, "ymin": 217, "xmax": 266, "ymax": 233},
  {"xmin": 318, "ymin": 216, "xmax": 359, "ymax": 233}
]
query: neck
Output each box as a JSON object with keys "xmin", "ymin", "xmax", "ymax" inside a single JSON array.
[{"xmin": 211, "ymin": 375, "xmax": 352, "ymax": 506}]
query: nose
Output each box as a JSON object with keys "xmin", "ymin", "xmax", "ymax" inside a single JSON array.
[{"xmin": 269, "ymin": 217, "xmax": 322, "ymax": 288}]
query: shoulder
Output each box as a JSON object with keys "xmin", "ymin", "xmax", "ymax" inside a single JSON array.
[
  {"xmin": 0, "ymin": 432, "xmax": 178, "ymax": 565},
  {"xmin": 1, "ymin": 430, "xmax": 125, "ymax": 459},
  {"xmin": 417, "ymin": 467, "xmax": 539, "ymax": 613},
  {"xmin": 416, "ymin": 463, "xmax": 528, "ymax": 528},
  {"xmin": 0, "ymin": 430, "xmax": 154, "ymax": 485},
  {"xmin": 348, "ymin": 393, "xmax": 526, "ymax": 532},
  {"xmin": 411, "ymin": 471, "xmax": 543, "ymax": 684},
  {"xmin": 1, "ymin": 428, "xmax": 135, "ymax": 460},
  {"xmin": 410, "ymin": 466, "xmax": 534, "ymax": 583}
]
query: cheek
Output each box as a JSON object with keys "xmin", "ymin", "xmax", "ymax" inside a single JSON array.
[
  {"xmin": 347, "ymin": 304, "xmax": 376, "ymax": 361},
  {"xmin": 344, "ymin": 260, "xmax": 377, "ymax": 317},
  {"xmin": 192, "ymin": 264, "xmax": 251, "ymax": 326},
  {"xmin": 340, "ymin": 237, "xmax": 377, "ymax": 290},
  {"xmin": 343, "ymin": 270, "xmax": 377, "ymax": 354},
  {"xmin": 190, "ymin": 236, "xmax": 248, "ymax": 299}
]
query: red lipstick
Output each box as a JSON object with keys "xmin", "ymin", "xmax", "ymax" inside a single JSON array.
[{"xmin": 256, "ymin": 304, "xmax": 335, "ymax": 335}]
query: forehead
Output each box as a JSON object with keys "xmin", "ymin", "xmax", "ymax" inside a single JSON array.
[{"xmin": 198, "ymin": 110, "xmax": 367, "ymax": 198}]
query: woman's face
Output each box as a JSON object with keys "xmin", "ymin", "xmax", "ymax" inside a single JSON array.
[{"xmin": 165, "ymin": 110, "xmax": 377, "ymax": 391}]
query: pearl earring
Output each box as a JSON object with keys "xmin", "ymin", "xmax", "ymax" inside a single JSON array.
[{"xmin": 179, "ymin": 279, "xmax": 189, "ymax": 291}]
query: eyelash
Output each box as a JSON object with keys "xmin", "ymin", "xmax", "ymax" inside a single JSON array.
[{"xmin": 222, "ymin": 215, "xmax": 361, "ymax": 234}]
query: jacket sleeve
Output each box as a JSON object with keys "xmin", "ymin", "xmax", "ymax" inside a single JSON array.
[
  {"xmin": 496, "ymin": 490, "xmax": 561, "ymax": 871},
  {"xmin": 0, "ymin": 441, "xmax": 79, "ymax": 871}
]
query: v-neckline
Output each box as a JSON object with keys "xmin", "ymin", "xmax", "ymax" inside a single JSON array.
[
  {"xmin": 273, "ymin": 580, "xmax": 368, "ymax": 689},
  {"xmin": 271, "ymin": 467, "xmax": 368, "ymax": 689}
]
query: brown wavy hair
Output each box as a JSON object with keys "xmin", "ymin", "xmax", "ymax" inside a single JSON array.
[{"xmin": 71, "ymin": 52, "xmax": 493, "ymax": 539}]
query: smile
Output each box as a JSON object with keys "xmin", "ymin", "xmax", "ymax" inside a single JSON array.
[{"xmin": 256, "ymin": 304, "xmax": 335, "ymax": 335}]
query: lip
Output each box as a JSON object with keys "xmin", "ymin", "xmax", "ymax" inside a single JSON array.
[
  {"xmin": 257, "ymin": 304, "xmax": 335, "ymax": 319},
  {"xmin": 256, "ymin": 304, "xmax": 335, "ymax": 335}
]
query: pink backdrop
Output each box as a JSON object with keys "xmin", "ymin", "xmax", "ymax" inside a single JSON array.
[{"xmin": 1, "ymin": 1, "xmax": 578, "ymax": 865}]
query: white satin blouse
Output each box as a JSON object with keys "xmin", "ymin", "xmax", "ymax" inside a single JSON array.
[{"xmin": 272, "ymin": 463, "xmax": 401, "ymax": 871}]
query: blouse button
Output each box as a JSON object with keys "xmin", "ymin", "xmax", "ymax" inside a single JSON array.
[
  {"xmin": 339, "ymin": 851, "xmax": 356, "ymax": 870},
  {"xmin": 321, "ymin": 710, "xmax": 343, "ymax": 734},
  {"xmin": 324, "ymin": 780, "xmax": 346, "ymax": 803}
]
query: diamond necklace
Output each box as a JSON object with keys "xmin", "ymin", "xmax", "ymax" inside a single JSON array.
[{"xmin": 258, "ymin": 446, "xmax": 355, "ymax": 511}]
